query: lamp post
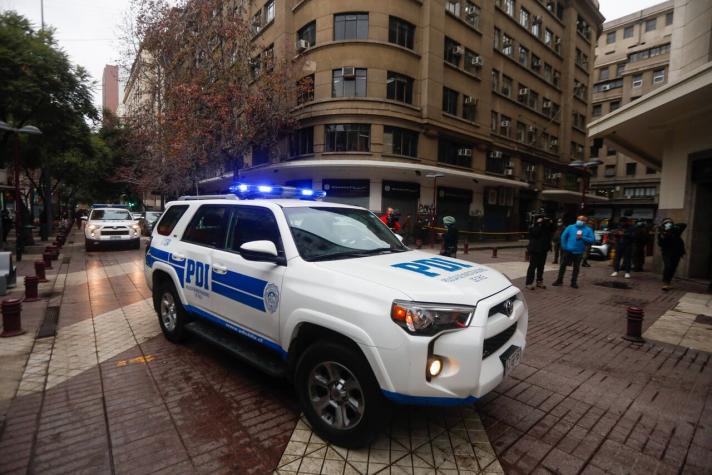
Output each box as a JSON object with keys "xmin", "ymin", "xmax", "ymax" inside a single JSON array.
[
  {"xmin": 0, "ymin": 121, "xmax": 43, "ymax": 261},
  {"xmin": 568, "ymin": 158, "xmax": 603, "ymax": 211},
  {"xmin": 425, "ymin": 172, "xmax": 444, "ymax": 226}
]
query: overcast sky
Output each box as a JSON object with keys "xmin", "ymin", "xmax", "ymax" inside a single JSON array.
[{"xmin": 1, "ymin": 0, "xmax": 664, "ymax": 110}]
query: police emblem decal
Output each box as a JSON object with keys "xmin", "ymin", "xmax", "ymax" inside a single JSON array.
[
  {"xmin": 264, "ymin": 283, "xmax": 280, "ymax": 313},
  {"xmin": 504, "ymin": 299, "xmax": 514, "ymax": 316}
]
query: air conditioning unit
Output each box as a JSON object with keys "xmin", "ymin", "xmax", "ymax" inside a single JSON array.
[
  {"xmin": 543, "ymin": 100, "xmax": 552, "ymax": 109},
  {"xmin": 471, "ymin": 56, "xmax": 484, "ymax": 67},
  {"xmin": 341, "ymin": 66, "xmax": 356, "ymax": 78},
  {"xmin": 464, "ymin": 96, "xmax": 477, "ymax": 105},
  {"xmin": 465, "ymin": 5, "xmax": 477, "ymax": 15},
  {"xmin": 504, "ymin": 169, "xmax": 514, "ymax": 176},
  {"xmin": 296, "ymin": 39, "xmax": 309, "ymax": 52},
  {"xmin": 454, "ymin": 46, "xmax": 465, "ymax": 56},
  {"xmin": 458, "ymin": 148, "xmax": 473, "ymax": 157},
  {"xmin": 601, "ymin": 84, "xmax": 611, "ymax": 91},
  {"xmin": 500, "ymin": 120, "xmax": 510, "ymax": 127},
  {"xmin": 527, "ymin": 125, "xmax": 536, "ymax": 133},
  {"xmin": 519, "ymin": 87, "xmax": 529, "ymax": 96},
  {"xmin": 491, "ymin": 151, "xmax": 503, "ymax": 158},
  {"xmin": 505, "ymin": 160, "xmax": 514, "ymax": 168}
]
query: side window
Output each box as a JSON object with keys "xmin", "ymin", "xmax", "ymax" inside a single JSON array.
[
  {"xmin": 182, "ymin": 205, "xmax": 230, "ymax": 248},
  {"xmin": 229, "ymin": 207, "xmax": 283, "ymax": 253},
  {"xmin": 156, "ymin": 205, "xmax": 188, "ymax": 236}
]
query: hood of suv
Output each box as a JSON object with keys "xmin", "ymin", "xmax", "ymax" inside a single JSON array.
[{"xmin": 313, "ymin": 250, "xmax": 512, "ymax": 305}]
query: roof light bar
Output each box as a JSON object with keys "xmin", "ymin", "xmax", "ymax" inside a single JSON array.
[
  {"xmin": 227, "ymin": 183, "xmax": 326, "ymax": 200},
  {"xmin": 91, "ymin": 203, "xmax": 130, "ymax": 208}
]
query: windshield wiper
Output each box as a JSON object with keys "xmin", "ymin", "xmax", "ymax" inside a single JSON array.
[{"xmin": 308, "ymin": 247, "xmax": 405, "ymax": 261}]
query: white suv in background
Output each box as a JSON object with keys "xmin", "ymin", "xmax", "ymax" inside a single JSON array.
[
  {"xmin": 84, "ymin": 206, "xmax": 141, "ymax": 250},
  {"xmin": 144, "ymin": 186, "xmax": 528, "ymax": 447}
]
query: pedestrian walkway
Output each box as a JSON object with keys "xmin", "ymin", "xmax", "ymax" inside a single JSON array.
[{"xmin": 644, "ymin": 292, "xmax": 712, "ymax": 352}]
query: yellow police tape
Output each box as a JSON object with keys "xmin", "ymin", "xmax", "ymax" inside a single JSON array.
[{"xmin": 425, "ymin": 226, "xmax": 527, "ymax": 236}]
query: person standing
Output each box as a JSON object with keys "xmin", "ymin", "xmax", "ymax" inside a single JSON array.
[
  {"xmin": 380, "ymin": 207, "xmax": 401, "ymax": 232},
  {"xmin": 552, "ymin": 215, "xmax": 595, "ymax": 289},
  {"xmin": 525, "ymin": 214, "xmax": 554, "ymax": 290},
  {"xmin": 441, "ymin": 216, "xmax": 458, "ymax": 257},
  {"xmin": 611, "ymin": 217, "xmax": 635, "ymax": 278},
  {"xmin": 552, "ymin": 218, "xmax": 564, "ymax": 264},
  {"xmin": 632, "ymin": 221, "xmax": 649, "ymax": 272},
  {"xmin": 658, "ymin": 218, "xmax": 687, "ymax": 291}
]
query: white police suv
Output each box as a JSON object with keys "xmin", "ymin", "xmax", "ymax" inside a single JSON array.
[
  {"xmin": 145, "ymin": 185, "xmax": 527, "ymax": 447},
  {"xmin": 85, "ymin": 205, "xmax": 142, "ymax": 250}
]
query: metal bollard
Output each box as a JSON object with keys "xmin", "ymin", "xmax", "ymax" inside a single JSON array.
[
  {"xmin": 35, "ymin": 260, "xmax": 48, "ymax": 283},
  {"xmin": 463, "ymin": 241, "xmax": 469, "ymax": 254},
  {"xmin": 492, "ymin": 247, "xmax": 498, "ymax": 258},
  {"xmin": 42, "ymin": 251, "xmax": 53, "ymax": 269},
  {"xmin": 47, "ymin": 246, "xmax": 59, "ymax": 261},
  {"xmin": 24, "ymin": 276, "xmax": 39, "ymax": 302},
  {"xmin": 623, "ymin": 306, "xmax": 645, "ymax": 343},
  {"xmin": 1, "ymin": 298, "xmax": 25, "ymax": 337}
]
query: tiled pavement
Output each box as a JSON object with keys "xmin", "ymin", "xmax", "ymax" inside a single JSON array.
[{"xmin": 0, "ymin": 236, "xmax": 710, "ymax": 474}]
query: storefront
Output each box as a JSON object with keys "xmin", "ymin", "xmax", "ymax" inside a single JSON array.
[
  {"xmin": 381, "ymin": 180, "xmax": 420, "ymax": 223},
  {"xmin": 321, "ymin": 179, "xmax": 370, "ymax": 208},
  {"xmin": 437, "ymin": 186, "xmax": 472, "ymax": 230}
]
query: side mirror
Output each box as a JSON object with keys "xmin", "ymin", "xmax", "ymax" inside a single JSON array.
[
  {"xmin": 240, "ymin": 240, "xmax": 286, "ymax": 265},
  {"xmin": 81, "ymin": 216, "xmax": 88, "ymax": 221}
]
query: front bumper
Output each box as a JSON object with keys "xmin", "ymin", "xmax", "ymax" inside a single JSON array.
[{"xmin": 373, "ymin": 286, "xmax": 528, "ymax": 405}]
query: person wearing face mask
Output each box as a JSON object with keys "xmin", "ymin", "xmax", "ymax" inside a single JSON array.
[
  {"xmin": 657, "ymin": 218, "xmax": 687, "ymax": 291},
  {"xmin": 552, "ymin": 215, "xmax": 595, "ymax": 289},
  {"xmin": 611, "ymin": 217, "xmax": 635, "ymax": 278}
]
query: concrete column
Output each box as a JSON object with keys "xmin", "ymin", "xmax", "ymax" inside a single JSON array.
[{"xmin": 369, "ymin": 178, "xmax": 383, "ymax": 212}]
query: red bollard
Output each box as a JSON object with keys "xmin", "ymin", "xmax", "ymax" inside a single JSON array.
[
  {"xmin": 623, "ymin": 306, "xmax": 645, "ymax": 343},
  {"xmin": 463, "ymin": 241, "xmax": 469, "ymax": 254},
  {"xmin": 24, "ymin": 276, "xmax": 39, "ymax": 302},
  {"xmin": 492, "ymin": 247, "xmax": 498, "ymax": 258},
  {"xmin": 42, "ymin": 251, "xmax": 53, "ymax": 269},
  {"xmin": 1, "ymin": 298, "xmax": 25, "ymax": 337},
  {"xmin": 34, "ymin": 260, "xmax": 48, "ymax": 283},
  {"xmin": 47, "ymin": 246, "xmax": 59, "ymax": 261}
]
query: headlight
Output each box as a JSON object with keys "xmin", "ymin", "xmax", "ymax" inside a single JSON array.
[
  {"xmin": 391, "ymin": 300, "xmax": 475, "ymax": 336},
  {"xmin": 87, "ymin": 224, "xmax": 97, "ymax": 231},
  {"xmin": 132, "ymin": 224, "xmax": 140, "ymax": 231}
]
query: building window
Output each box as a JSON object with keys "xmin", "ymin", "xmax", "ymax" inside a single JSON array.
[
  {"xmin": 653, "ymin": 68, "xmax": 665, "ymax": 84},
  {"xmin": 444, "ymin": 37, "xmax": 462, "ymax": 66},
  {"xmin": 491, "ymin": 69, "xmax": 499, "ymax": 92},
  {"xmin": 626, "ymin": 163, "xmax": 637, "ymax": 176},
  {"xmin": 438, "ymin": 136, "xmax": 472, "ymax": 168},
  {"xmin": 542, "ymin": 61, "xmax": 551, "ymax": 79},
  {"xmin": 383, "ymin": 126, "xmax": 418, "ymax": 157},
  {"xmin": 616, "ymin": 63, "xmax": 625, "ymax": 78},
  {"xmin": 501, "ymin": 33, "xmax": 513, "ymax": 57},
  {"xmin": 518, "ymin": 46, "xmax": 529, "ymax": 66},
  {"xmin": 464, "ymin": 1, "xmax": 480, "ymax": 29},
  {"xmin": 501, "ymin": 75, "xmax": 512, "ymax": 97},
  {"xmin": 389, "ymin": 16, "xmax": 415, "ymax": 50},
  {"xmin": 252, "ymin": 10, "xmax": 263, "ymax": 34},
  {"xmin": 462, "ymin": 95, "xmax": 476, "ymax": 121},
  {"xmin": 607, "ymin": 147, "xmax": 617, "ymax": 156},
  {"xmin": 296, "ymin": 74, "xmax": 314, "ymax": 104},
  {"xmin": 592, "ymin": 104, "xmax": 602, "ymax": 117},
  {"xmin": 531, "ymin": 19, "xmax": 541, "ymax": 38},
  {"xmin": 610, "ymin": 100, "xmax": 621, "ymax": 111},
  {"xmin": 606, "ymin": 31, "xmax": 616, "ymax": 44},
  {"xmin": 516, "ymin": 122, "xmax": 526, "ymax": 142},
  {"xmin": 624, "ymin": 25, "xmax": 634, "ymax": 38},
  {"xmin": 503, "ymin": 0, "xmax": 515, "ymax": 17},
  {"xmin": 486, "ymin": 151, "xmax": 507, "ymax": 174},
  {"xmin": 549, "ymin": 135, "xmax": 559, "ymax": 152},
  {"xmin": 632, "ymin": 74, "xmax": 642, "ymax": 88},
  {"xmin": 624, "ymin": 187, "xmax": 656, "ymax": 198},
  {"xmin": 386, "ymin": 72, "xmax": 414, "ymax": 104},
  {"xmin": 442, "ymin": 87, "xmax": 458, "ymax": 115},
  {"xmin": 499, "ymin": 114, "xmax": 511, "ymax": 137},
  {"xmin": 264, "ymin": 0, "xmax": 275, "ymax": 24},
  {"xmin": 646, "ymin": 166, "xmax": 656, "ymax": 174},
  {"xmin": 491, "ymin": 111, "xmax": 498, "ymax": 132},
  {"xmin": 334, "ymin": 13, "xmax": 368, "ymax": 40},
  {"xmin": 628, "ymin": 43, "xmax": 671, "ymax": 63},
  {"xmin": 666, "ymin": 12, "xmax": 673, "ymax": 26},
  {"xmin": 297, "ymin": 21, "xmax": 316, "ymax": 48},
  {"xmin": 445, "ymin": 0, "xmax": 460, "ymax": 17},
  {"xmin": 332, "ymin": 68, "xmax": 367, "ymax": 97},
  {"xmin": 544, "ymin": 29, "xmax": 553, "ymax": 48},
  {"xmin": 604, "ymin": 165, "xmax": 615, "ymax": 177},
  {"xmin": 645, "ymin": 18, "xmax": 657, "ymax": 32},
  {"xmin": 324, "ymin": 124, "xmax": 370, "ymax": 152},
  {"xmin": 289, "ymin": 127, "xmax": 314, "ymax": 156},
  {"xmin": 519, "ymin": 8, "xmax": 529, "ymax": 29},
  {"xmin": 528, "ymin": 89, "xmax": 539, "ymax": 110},
  {"xmin": 599, "ymin": 67, "xmax": 609, "ymax": 81},
  {"xmin": 464, "ymin": 49, "xmax": 482, "ymax": 74}
]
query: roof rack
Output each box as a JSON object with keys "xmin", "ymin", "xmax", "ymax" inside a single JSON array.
[{"xmin": 177, "ymin": 194, "xmax": 240, "ymax": 201}]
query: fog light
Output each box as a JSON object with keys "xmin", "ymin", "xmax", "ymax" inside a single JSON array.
[{"xmin": 427, "ymin": 357, "xmax": 443, "ymax": 378}]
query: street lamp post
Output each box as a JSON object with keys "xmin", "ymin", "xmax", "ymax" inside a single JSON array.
[
  {"xmin": 569, "ymin": 158, "xmax": 603, "ymax": 212},
  {"xmin": 0, "ymin": 121, "xmax": 43, "ymax": 261},
  {"xmin": 425, "ymin": 172, "xmax": 444, "ymax": 226}
]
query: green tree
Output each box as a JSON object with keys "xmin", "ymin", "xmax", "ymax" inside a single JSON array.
[{"xmin": 0, "ymin": 12, "xmax": 98, "ymax": 239}]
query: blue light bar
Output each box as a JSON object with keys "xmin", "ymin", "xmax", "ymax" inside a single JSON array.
[{"xmin": 227, "ymin": 183, "xmax": 326, "ymax": 200}]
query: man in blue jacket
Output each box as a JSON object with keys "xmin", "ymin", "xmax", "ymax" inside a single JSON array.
[{"xmin": 552, "ymin": 215, "xmax": 595, "ymax": 289}]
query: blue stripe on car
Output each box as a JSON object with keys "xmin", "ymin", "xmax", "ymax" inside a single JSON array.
[
  {"xmin": 381, "ymin": 390, "xmax": 478, "ymax": 406},
  {"xmin": 211, "ymin": 281, "xmax": 266, "ymax": 312},
  {"xmin": 211, "ymin": 270, "xmax": 267, "ymax": 298}
]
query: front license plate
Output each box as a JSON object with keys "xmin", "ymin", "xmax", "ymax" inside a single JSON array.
[
  {"xmin": 499, "ymin": 345, "xmax": 522, "ymax": 378},
  {"xmin": 109, "ymin": 235, "xmax": 122, "ymax": 240}
]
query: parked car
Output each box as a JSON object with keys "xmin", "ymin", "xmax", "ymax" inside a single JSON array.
[
  {"xmin": 138, "ymin": 211, "xmax": 162, "ymax": 236},
  {"xmin": 84, "ymin": 206, "xmax": 141, "ymax": 250}
]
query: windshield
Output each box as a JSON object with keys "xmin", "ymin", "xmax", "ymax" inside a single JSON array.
[
  {"xmin": 284, "ymin": 206, "xmax": 408, "ymax": 261},
  {"xmin": 145, "ymin": 212, "xmax": 162, "ymax": 222},
  {"xmin": 90, "ymin": 209, "xmax": 132, "ymax": 221}
]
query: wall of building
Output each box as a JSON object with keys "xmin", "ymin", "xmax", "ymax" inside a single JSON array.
[{"xmin": 669, "ymin": 0, "xmax": 712, "ymax": 81}]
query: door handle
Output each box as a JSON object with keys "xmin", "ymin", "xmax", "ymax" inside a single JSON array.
[
  {"xmin": 213, "ymin": 264, "xmax": 228, "ymax": 275},
  {"xmin": 171, "ymin": 253, "xmax": 186, "ymax": 261}
]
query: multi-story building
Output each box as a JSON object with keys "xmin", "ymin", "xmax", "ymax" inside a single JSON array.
[
  {"xmin": 588, "ymin": 1, "xmax": 674, "ymax": 224},
  {"xmin": 191, "ymin": 0, "xmax": 604, "ymax": 231},
  {"xmin": 102, "ymin": 64, "xmax": 120, "ymax": 118}
]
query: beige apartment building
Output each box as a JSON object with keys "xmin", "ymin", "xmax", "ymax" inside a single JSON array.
[
  {"xmin": 189, "ymin": 0, "xmax": 605, "ymax": 231},
  {"xmin": 587, "ymin": 1, "xmax": 674, "ymax": 223}
]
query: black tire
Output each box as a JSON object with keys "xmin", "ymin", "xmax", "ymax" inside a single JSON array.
[
  {"xmin": 132, "ymin": 239, "xmax": 141, "ymax": 250},
  {"xmin": 154, "ymin": 280, "xmax": 190, "ymax": 343},
  {"xmin": 85, "ymin": 238, "xmax": 96, "ymax": 251},
  {"xmin": 295, "ymin": 341, "xmax": 388, "ymax": 448}
]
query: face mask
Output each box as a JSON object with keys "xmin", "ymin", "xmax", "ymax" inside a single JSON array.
[
  {"xmin": 664, "ymin": 223, "xmax": 672, "ymax": 230},
  {"xmin": 576, "ymin": 220, "xmax": 584, "ymax": 226}
]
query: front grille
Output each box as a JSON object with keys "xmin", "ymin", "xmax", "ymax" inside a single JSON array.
[
  {"xmin": 101, "ymin": 230, "xmax": 129, "ymax": 236},
  {"xmin": 488, "ymin": 296, "xmax": 516, "ymax": 318},
  {"xmin": 483, "ymin": 323, "xmax": 517, "ymax": 359}
]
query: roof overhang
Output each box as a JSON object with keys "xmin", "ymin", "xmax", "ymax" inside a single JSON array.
[
  {"xmin": 540, "ymin": 189, "xmax": 609, "ymax": 203},
  {"xmin": 589, "ymin": 62, "xmax": 712, "ymax": 170}
]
